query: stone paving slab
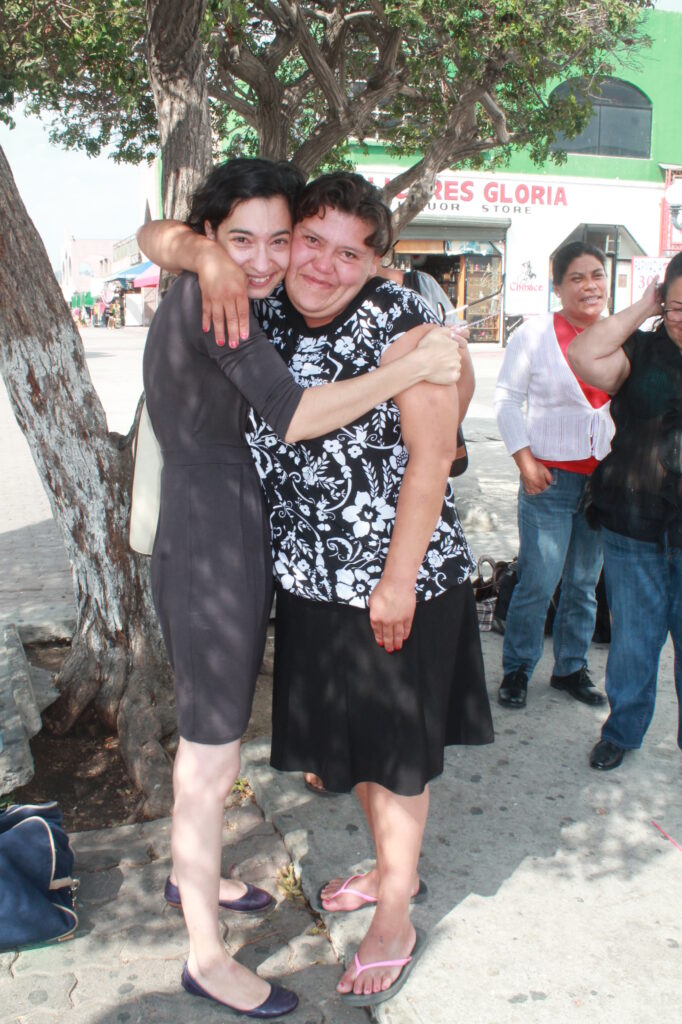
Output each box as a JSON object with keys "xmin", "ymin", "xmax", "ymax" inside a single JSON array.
[{"xmin": 3, "ymin": 794, "xmax": 369, "ymax": 1024}]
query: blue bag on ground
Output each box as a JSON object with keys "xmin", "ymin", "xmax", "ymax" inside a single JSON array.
[{"xmin": 0, "ymin": 801, "xmax": 78, "ymax": 951}]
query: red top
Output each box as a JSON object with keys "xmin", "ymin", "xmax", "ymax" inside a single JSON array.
[{"xmin": 539, "ymin": 313, "xmax": 610, "ymax": 476}]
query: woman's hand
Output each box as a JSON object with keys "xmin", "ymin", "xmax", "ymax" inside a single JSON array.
[
  {"xmin": 368, "ymin": 576, "xmax": 417, "ymax": 653},
  {"xmin": 513, "ymin": 447, "xmax": 553, "ymax": 494},
  {"xmin": 195, "ymin": 248, "xmax": 250, "ymax": 348},
  {"xmin": 416, "ymin": 327, "xmax": 463, "ymax": 385},
  {"xmin": 638, "ymin": 279, "xmax": 664, "ymax": 321}
]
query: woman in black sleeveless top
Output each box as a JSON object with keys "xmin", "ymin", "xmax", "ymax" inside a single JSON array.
[{"xmin": 568, "ymin": 253, "xmax": 682, "ymax": 772}]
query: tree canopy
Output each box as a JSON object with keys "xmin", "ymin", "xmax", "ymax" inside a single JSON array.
[{"xmin": 1, "ymin": 0, "xmax": 653, "ymax": 226}]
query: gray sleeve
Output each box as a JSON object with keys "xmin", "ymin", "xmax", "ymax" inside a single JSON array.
[
  {"xmin": 414, "ymin": 271, "xmax": 455, "ymax": 317},
  {"xmin": 202, "ymin": 314, "xmax": 303, "ymax": 439},
  {"xmin": 181, "ymin": 275, "xmax": 303, "ymax": 438}
]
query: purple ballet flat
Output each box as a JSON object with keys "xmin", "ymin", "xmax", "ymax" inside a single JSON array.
[
  {"xmin": 181, "ymin": 964, "xmax": 298, "ymax": 1019},
  {"xmin": 164, "ymin": 876, "xmax": 274, "ymax": 913}
]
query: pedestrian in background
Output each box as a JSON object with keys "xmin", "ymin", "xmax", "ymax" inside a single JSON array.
[
  {"xmin": 568, "ymin": 256, "xmax": 682, "ymax": 771},
  {"xmin": 493, "ymin": 241, "xmax": 612, "ymax": 709}
]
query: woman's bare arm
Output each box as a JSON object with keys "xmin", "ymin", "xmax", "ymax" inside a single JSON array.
[
  {"xmin": 285, "ymin": 324, "xmax": 463, "ymax": 442},
  {"xmin": 137, "ymin": 220, "xmax": 250, "ymax": 346},
  {"xmin": 366, "ymin": 332, "xmax": 460, "ymax": 652},
  {"xmin": 567, "ymin": 281, "xmax": 662, "ymax": 393}
]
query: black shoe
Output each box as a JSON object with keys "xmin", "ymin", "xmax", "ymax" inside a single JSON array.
[
  {"xmin": 590, "ymin": 739, "xmax": 626, "ymax": 771},
  {"xmin": 550, "ymin": 667, "xmax": 606, "ymax": 706},
  {"xmin": 498, "ymin": 668, "xmax": 528, "ymax": 708}
]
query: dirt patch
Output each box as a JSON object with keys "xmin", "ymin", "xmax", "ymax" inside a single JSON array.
[{"xmin": 8, "ymin": 631, "xmax": 275, "ymax": 833}]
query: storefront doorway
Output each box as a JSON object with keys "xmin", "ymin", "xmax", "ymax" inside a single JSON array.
[{"xmin": 394, "ymin": 239, "xmax": 505, "ymax": 343}]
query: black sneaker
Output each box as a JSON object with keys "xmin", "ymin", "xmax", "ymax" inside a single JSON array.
[{"xmin": 498, "ymin": 668, "xmax": 528, "ymax": 708}]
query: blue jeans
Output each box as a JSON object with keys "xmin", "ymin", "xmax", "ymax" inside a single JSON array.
[
  {"xmin": 503, "ymin": 469, "xmax": 603, "ymax": 680},
  {"xmin": 600, "ymin": 528, "xmax": 682, "ymax": 750}
]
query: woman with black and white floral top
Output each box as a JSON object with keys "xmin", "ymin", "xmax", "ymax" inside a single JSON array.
[{"xmin": 248, "ymin": 174, "xmax": 493, "ymax": 1008}]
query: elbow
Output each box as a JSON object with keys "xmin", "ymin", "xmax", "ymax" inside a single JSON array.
[
  {"xmin": 431, "ymin": 436, "xmax": 460, "ymax": 468},
  {"xmin": 283, "ymin": 416, "xmax": 305, "ymax": 443}
]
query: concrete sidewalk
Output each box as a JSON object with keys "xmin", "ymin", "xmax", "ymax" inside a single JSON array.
[{"xmin": 2, "ymin": 331, "xmax": 681, "ymax": 1023}]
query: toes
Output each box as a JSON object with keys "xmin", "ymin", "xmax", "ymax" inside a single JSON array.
[
  {"xmin": 321, "ymin": 878, "xmax": 344, "ymax": 901},
  {"xmin": 336, "ymin": 968, "xmax": 356, "ymax": 994}
]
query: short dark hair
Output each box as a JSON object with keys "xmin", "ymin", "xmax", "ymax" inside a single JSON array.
[
  {"xmin": 186, "ymin": 158, "xmax": 305, "ymax": 235},
  {"xmin": 552, "ymin": 241, "xmax": 607, "ymax": 286},
  {"xmin": 295, "ymin": 172, "xmax": 392, "ymax": 256},
  {"xmin": 661, "ymin": 251, "xmax": 682, "ymax": 302}
]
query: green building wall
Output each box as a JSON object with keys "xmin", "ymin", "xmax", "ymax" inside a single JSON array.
[{"xmin": 353, "ymin": 9, "xmax": 682, "ymax": 186}]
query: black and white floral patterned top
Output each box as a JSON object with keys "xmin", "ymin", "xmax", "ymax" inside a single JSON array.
[{"xmin": 246, "ymin": 277, "xmax": 474, "ymax": 608}]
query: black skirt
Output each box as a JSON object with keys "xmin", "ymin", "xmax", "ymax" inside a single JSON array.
[{"xmin": 271, "ymin": 581, "xmax": 494, "ymax": 795}]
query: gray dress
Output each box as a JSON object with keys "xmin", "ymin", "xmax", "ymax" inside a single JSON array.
[{"xmin": 143, "ymin": 273, "xmax": 302, "ymax": 744}]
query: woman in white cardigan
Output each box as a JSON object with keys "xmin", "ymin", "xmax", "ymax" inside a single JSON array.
[{"xmin": 493, "ymin": 242, "xmax": 613, "ymax": 709}]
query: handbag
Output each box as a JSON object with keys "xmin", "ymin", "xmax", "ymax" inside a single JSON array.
[
  {"xmin": 129, "ymin": 399, "xmax": 163, "ymax": 556},
  {"xmin": 0, "ymin": 802, "xmax": 78, "ymax": 951},
  {"xmin": 450, "ymin": 426, "xmax": 468, "ymax": 478},
  {"xmin": 471, "ymin": 556, "xmax": 511, "ymax": 630}
]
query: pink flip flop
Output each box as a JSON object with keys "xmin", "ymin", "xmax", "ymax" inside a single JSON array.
[
  {"xmin": 340, "ymin": 927, "xmax": 427, "ymax": 1006},
  {"xmin": 313, "ymin": 874, "xmax": 428, "ymax": 913}
]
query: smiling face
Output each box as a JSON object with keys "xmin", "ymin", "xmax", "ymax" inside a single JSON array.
[
  {"xmin": 205, "ymin": 195, "xmax": 292, "ymax": 299},
  {"xmin": 284, "ymin": 208, "xmax": 380, "ymax": 326},
  {"xmin": 554, "ymin": 255, "xmax": 609, "ymax": 328}
]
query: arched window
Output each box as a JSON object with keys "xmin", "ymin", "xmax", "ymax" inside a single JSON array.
[{"xmin": 549, "ymin": 78, "xmax": 652, "ymax": 159}]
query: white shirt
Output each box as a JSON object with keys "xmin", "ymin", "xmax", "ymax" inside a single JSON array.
[{"xmin": 493, "ymin": 313, "xmax": 614, "ymax": 462}]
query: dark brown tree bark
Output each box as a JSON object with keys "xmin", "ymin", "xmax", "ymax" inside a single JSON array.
[
  {"xmin": 0, "ymin": 148, "xmax": 174, "ymax": 817},
  {"xmin": 144, "ymin": 0, "xmax": 213, "ymax": 223}
]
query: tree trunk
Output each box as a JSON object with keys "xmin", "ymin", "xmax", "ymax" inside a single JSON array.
[
  {"xmin": 144, "ymin": 0, "xmax": 213, "ymax": 223},
  {"xmin": 0, "ymin": 147, "xmax": 175, "ymax": 818}
]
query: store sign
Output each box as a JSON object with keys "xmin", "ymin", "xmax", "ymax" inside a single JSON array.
[
  {"xmin": 365, "ymin": 171, "xmax": 569, "ymax": 216},
  {"xmin": 509, "ymin": 260, "xmax": 545, "ymax": 294},
  {"xmin": 632, "ymin": 257, "xmax": 670, "ymax": 302}
]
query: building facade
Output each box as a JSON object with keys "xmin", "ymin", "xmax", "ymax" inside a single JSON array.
[
  {"xmin": 59, "ymin": 236, "xmax": 116, "ymax": 304},
  {"xmin": 355, "ymin": 7, "xmax": 682, "ymax": 343}
]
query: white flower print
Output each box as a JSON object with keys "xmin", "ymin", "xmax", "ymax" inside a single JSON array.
[
  {"xmin": 342, "ymin": 492, "xmax": 394, "ymax": 538},
  {"xmin": 336, "ymin": 567, "xmax": 376, "ymax": 603},
  {"xmin": 347, "ymin": 426, "xmax": 370, "ymax": 459},
  {"xmin": 334, "ymin": 336, "xmax": 355, "ymax": 357},
  {"xmin": 273, "ymin": 550, "xmax": 309, "ymax": 592},
  {"xmin": 426, "ymin": 549, "xmax": 445, "ymax": 569}
]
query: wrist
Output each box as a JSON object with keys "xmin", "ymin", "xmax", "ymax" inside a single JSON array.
[
  {"xmin": 195, "ymin": 238, "xmax": 233, "ymax": 275},
  {"xmin": 405, "ymin": 347, "xmax": 431, "ymax": 384},
  {"xmin": 379, "ymin": 567, "xmax": 418, "ymax": 593},
  {"xmin": 513, "ymin": 447, "xmax": 535, "ymax": 472}
]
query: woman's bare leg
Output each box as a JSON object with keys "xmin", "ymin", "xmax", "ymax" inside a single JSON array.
[
  {"xmin": 336, "ymin": 783, "xmax": 429, "ymax": 996},
  {"xmin": 320, "ymin": 782, "xmax": 421, "ymax": 913},
  {"xmin": 171, "ymin": 736, "xmax": 271, "ymax": 1009}
]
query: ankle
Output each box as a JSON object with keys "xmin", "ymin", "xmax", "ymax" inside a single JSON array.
[{"xmin": 188, "ymin": 946, "xmax": 230, "ymax": 978}]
